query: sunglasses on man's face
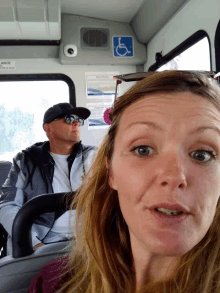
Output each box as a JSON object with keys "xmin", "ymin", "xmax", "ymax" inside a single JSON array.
[
  {"xmin": 65, "ymin": 115, "xmax": 84, "ymax": 126},
  {"xmin": 53, "ymin": 115, "xmax": 84, "ymax": 126}
]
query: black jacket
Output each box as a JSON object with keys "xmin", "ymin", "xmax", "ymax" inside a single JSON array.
[{"xmin": 0, "ymin": 140, "xmax": 97, "ymax": 246}]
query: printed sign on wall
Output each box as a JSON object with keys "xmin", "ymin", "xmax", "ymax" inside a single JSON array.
[
  {"xmin": 0, "ymin": 60, "xmax": 16, "ymax": 70},
  {"xmin": 85, "ymin": 72, "xmax": 119, "ymax": 129}
]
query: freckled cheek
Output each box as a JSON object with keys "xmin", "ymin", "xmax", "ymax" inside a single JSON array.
[
  {"xmin": 200, "ymin": 168, "xmax": 220, "ymax": 198},
  {"xmin": 112, "ymin": 158, "xmax": 150, "ymax": 202},
  {"xmin": 190, "ymin": 168, "xmax": 220, "ymax": 223}
]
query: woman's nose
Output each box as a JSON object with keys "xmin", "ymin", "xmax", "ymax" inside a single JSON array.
[{"xmin": 157, "ymin": 155, "xmax": 187, "ymax": 191}]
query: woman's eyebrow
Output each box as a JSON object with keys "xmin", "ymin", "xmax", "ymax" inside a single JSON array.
[
  {"xmin": 124, "ymin": 121, "xmax": 164, "ymax": 132},
  {"xmin": 124, "ymin": 122, "xmax": 220, "ymax": 136},
  {"xmin": 189, "ymin": 126, "xmax": 220, "ymax": 136}
]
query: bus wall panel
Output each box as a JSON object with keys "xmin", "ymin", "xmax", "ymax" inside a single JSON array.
[
  {"xmin": 144, "ymin": 0, "xmax": 220, "ymax": 70},
  {"xmin": 59, "ymin": 14, "xmax": 146, "ymax": 65},
  {"xmin": 131, "ymin": 0, "xmax": 188, "ymax": 44}
]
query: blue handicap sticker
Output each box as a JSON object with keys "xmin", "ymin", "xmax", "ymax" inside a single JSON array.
[{"xmin": 113, "ymin": 36, "xmax": 133, "ymax": 57}]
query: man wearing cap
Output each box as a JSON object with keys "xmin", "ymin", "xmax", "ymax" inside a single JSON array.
[{"xmin": 0, "ymin": 103, "xmax": 97, "ymax": 255}]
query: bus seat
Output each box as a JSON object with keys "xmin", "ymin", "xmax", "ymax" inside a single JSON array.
[
  {"xmin": 0, "ymin": 242, "xmax": 71, "ymax": 293},
  {"xmin": 0, "ymin": 161, "xmax": 13, "ymax": 258},
  {"xmin": 0, "ymin": 192, "xmax": 75, "ymax": 292},
  {"xmin": 0, "ymin": 161, "xmax": 12, "ymax": 200},
  {"xmin": 0, "ymin": 161, "xmax": 12, "ymax": 186}
]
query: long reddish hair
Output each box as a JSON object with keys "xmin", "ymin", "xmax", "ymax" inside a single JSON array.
[{"xmin": 57, "ymin": 71, "xmax": 220, "ymax": 293}]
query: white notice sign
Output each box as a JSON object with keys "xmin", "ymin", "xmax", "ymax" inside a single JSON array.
[
  {"xmin": 0, "ymin": 60, "xmax": 16, "ymax": 70},
  {"xmin": 85, "ymin": 72, "xmax": 119, "ymax": 129}
]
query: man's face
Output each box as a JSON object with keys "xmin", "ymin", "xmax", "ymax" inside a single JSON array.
[
  {"xmin": 108, "ymin": 92, "xmax": 220, "ymax": 258},
  {"xmin": 46, "ymin": 115, "xmax": 81, "ymax": 144}
]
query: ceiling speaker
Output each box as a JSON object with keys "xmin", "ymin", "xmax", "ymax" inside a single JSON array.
[{"xmin": 81, "ymin": 28, "xmax": 109, "ymax": 49}]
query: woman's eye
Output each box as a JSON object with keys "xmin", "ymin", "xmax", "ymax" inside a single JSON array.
[
  {"xmin": 132, "ymin": 145, "xmax": 153, "ymax": 157},
  {"xmin": 190, "ymin": 149, "xmax": 216, "ymax": 163},
  {"xmin": 131, "ymin": 146, "xmax": 217, "ymax": 162}
]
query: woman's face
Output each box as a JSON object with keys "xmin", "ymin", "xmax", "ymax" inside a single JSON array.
[{"xmin": 108, "ymin": 92, "xmax": 220, "ymax": 257}]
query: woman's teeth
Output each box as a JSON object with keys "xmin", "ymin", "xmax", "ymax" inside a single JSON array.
[{"xmin": 155, "ymin": 207, "xmax": 183, "ymax": 216}]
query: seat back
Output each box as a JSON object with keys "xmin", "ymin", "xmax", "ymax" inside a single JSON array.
[
  {"xmin": 0, "ymin": 160, "xmax": 12, "ymax": 186},
  {"xmin": 0, "ymin": 192, "xmax": 75, "ymax": 292},
  {"xmin": 0, "ymin": 161, "xmax": 12, "ymax": 258},
  {"xmin": 12, "ymin": 192, "xmax": 73, "ymax": 258},
  {"xmin": 0, "ymin": 223, "xmax": 8, "ymax": 258},
  {"xmin": 0, "ymin": 241, "xmax": 72, "ymax": 293},
  {"xmin": 0, "ymin": 160, "xmax": 12, "ymax": 200}
]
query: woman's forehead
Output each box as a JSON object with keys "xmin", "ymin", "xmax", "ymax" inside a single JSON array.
[{"xmin": 119, "ymin": 92, "xmax": 220, "ymax": 126}]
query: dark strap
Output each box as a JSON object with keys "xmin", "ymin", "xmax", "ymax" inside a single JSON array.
[
  {"xmin": 0, "ymin": 223, "xmax": 8, "ymax": 258},
  {"xmin": 54, "ymin": 193, "xmax": 74, "ymax": 220}
]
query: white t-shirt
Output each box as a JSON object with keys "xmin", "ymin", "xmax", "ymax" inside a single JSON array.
[
  {"xmin": 43, "ymin": 152, "xmax": 75, "ymax": 240},
  {"xmin": 49, "ymin": 152, "xmax": 72, "ymax": 193}
]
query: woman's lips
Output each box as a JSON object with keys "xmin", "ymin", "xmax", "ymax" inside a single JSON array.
[
  {"xmin": 148, "ymin": 203, "xmax": 190, "ymax": 214},
  {"xmin": 148, "ymin": 208, "xmax": 189, "ymax": 226}
]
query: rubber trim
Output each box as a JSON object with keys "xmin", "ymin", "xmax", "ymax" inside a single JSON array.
[
  {"xmin": 148, "ymin": 30, "xmax": 212, "ymax": 71},
  {"xmin": 0, "ymin": 40, "xmax": 60, "ymax": 46},
  {"xmin": 215, "ymin": 20, "xmax": 220, "ymax": 72}
]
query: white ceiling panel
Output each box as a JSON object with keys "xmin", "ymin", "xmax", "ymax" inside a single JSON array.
[
  {"xmin": 0, "ymin": 0, "xmax": 61, "ymax": 40},
  {"xmin": 61, "ymin": 0, "xmax": 145, "ymax": 23},
  {"xmin": 131, "ymin": 0, "xmax": 189, "ymax": 43}
]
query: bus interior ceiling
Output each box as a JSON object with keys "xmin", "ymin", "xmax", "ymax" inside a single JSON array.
[{"xmin": 0, "ymin": 0, "xmax": 219, "ymax": 153}]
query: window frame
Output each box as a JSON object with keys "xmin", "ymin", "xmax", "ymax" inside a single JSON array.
[
  {"xmin": 0, "ymin": 40, "xmax": 60, "ymax": 46},
  {"xmin": 148, "ymin": 30, "xmax": 212, "ymax": 72},
  {"xmin": 0, "ymin": 73, "xmax": 76, "ymax": 106},
  {"xmin": 215, "ymin": 20, "xmax": 220, "ymax": 72}
]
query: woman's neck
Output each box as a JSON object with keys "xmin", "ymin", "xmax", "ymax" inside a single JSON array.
[{"xmin": 130, "ymin": 237, "xmax": 179, "ymax": 290}]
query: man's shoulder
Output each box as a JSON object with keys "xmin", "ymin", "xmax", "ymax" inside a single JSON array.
[
  {"xmin": 82, "ymin": 144, "xmax": 98, "ymax": 150},
  {"xmin": 81, "ymin": 144, "xmax": 98, "ymax": 153},
  {"xmin": 13, "ymin": 141, "xmax": 50, "ymax": 163},
  {"xmin": 24, "ymin": 141, "xmax": 49, "ymax": 153},
  {"xmin": 14, "ymin": 141, "xmax": 49, "ymax": 157}
]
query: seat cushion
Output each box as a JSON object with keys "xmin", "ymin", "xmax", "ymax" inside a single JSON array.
[{"xmin": 0, "ymin": 241, "xmax": 71, "ymax": 292}]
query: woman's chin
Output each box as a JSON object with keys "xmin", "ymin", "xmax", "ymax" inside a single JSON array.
[
  {"xmin": 156, "ymin": 243, "xmax": 190, "ymax": 257},
  {"xmin": 147, "ymin": 231, "xmax": 195, "ymax": 257}
]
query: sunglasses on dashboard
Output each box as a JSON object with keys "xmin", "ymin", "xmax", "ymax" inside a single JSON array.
[{"xmin": 113, "ymin": 70, "xmax": 220, "ymax": 100}]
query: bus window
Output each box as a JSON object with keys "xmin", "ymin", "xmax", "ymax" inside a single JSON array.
[
  {"xmin": 157, "ymin": 37, "xmax": 211, "ymax": 71},
  {"xmin": 0, "ymin": 79, "xmax": 70, "ymax": 162}
]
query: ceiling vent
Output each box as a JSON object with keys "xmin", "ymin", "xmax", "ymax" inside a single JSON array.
[
  {"xmin": 0, "ymin": 0, "xmax": 61, "ymax": 40},
  {"xmin": 81, "ymin": 28, "xmax": 109, "ymax": 49}
]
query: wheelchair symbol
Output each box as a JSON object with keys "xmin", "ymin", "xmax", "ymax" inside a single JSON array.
[{"xmin": 116, "ymin": 37, "xmax": 131, "ymax": 57}]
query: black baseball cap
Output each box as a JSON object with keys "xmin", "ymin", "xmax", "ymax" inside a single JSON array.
[{"xmin": 43, "ymin": 103, "xmax": 91, "ymax": 127}]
